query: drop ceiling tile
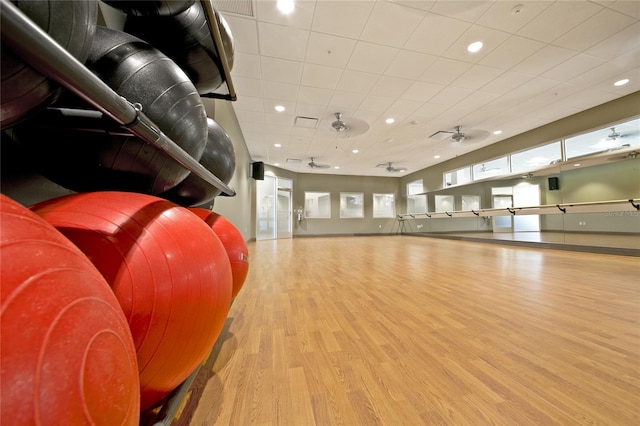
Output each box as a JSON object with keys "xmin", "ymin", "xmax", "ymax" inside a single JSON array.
[
  {"xmin": 360, "ymin": 1, "xmax": 425, "ymax": 47},
  {"xmin": 451, "ymin": 64, "xmax": 504, "ymax": 90},
  {"xmin": 231, "ymin": 76, "xmax": 263, "ymax": 97},
  {"xmin": 404, "ymin": 13, "xmax": 471, "ymax": 55},
  {"xmin": 222, "ymin": 15, "xmax": 259, "ymax": 54},
  {"xmin": 231, "ymin": 52, "xmax": 262, "ymax": 79},
  {"xmin": 263, "ymin": 81, "xmax": 299, "ymax": 101},
  {"xmin": 357, "ymin": 95, "xmax": 397, "ymax": 115},
  {"xmin": 429, "ymin": 0, "xmax": 493, "ymax": 22},
  {"xmin": 428, "ymin": 86, "xmax": 475, "ymax": 106},
  {"xmin": 311, "ymin": 0, "xmax": 375, "ymax": 39},
  {"xmin": 297, "ymin": 86, "xmax": 333, "ymax": 105},
  {"xmin": 260, "ymin": 56, "xmax": 303, "ymax": 84},
  {"xmin": 371, "ymin": 76, "xmax": 414, "ymax": 98},
  {"xmin": 258, "ymin": 22, "xmax": 309, "ymax": 61},
  {"xmin": 255, "ymin": 0, "xmax": 315, "ymax": 29},
  {"xmin": 384, "ymin": 99, "xmax": 424, "ymax": 122},
  {"xmin": 305, "ymin": 32, "xmax": 357, "ymax": 68},
  {"xmin": 233, "ymin": 95, "xmax": 264, "ymax": 112},
  {"xmin": 481, "ymin": 71, "xmax": 533, "ymax": 95},
  {"xmin": 476, "ymin": 1, "xmax": 553, "ymax": 33},
  {"xmin": 517, "ymin": 1, "xmax": 602, "ymax": 43},
  {"xmin": 346, "ymin": 42, "xmax": 399, "ymax": 74},
  {"xmin": 541, "ymin": 54, "xmax": 606, "ymax": 82},
  {"xmin": 586, "ymin": 22, "xmax": 640, "ymax": 60},
  {"xmin": 301, "ymin": 63, "xmax": 343, "ymax": 90},
  {"xmin": 553, "ymin": 8, "xmax": 637, "ymax": 52},
  {"xmin": 384, "ymin": 50, "xmax": 438, "ymax": 80},
  {"xmin": 609, "ymin": 0, "xmax": 640, "ymax": 19},
  {"xmin": 264, "ymin": 111, "xmax": 295, "ymax": 127},
  {"xmin": 329, "ymin": 91, "xmax": 367, "ymax": 111},
  {"xmin": 420, "ymin": 58, "xmax": 472, "ymax": 85},
  {"xmin": 400, "ymin": 81, "xmax": 444, "ymax": 102},
  {"xmin": 336, "ymin": 70, "xmax": 380, "ymax": 94},
  {"xmin": 511, "ymin": 45, "xmax": 577, "ymax": 75},
  {"xmin": 479, "ymin": 35, "xmax": 545, "ymax": 70},
  {"xmin": 235, "ymin": 110, "xmax": 266, "ymax": 127}
]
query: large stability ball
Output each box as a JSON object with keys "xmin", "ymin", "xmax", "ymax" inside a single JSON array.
[
  {"xmin": 102, "ymin": 0, "xmax": 195, "ymax": 16},
  {"xmin": 0, "ymin": 0, "xmax": 97, "ymax": 129},
  {"xmin": 86, "ymin": 25, "xmax": 207, "ymax": 193},
  {"xmin": 190, "ymin": 208, "xmax": 249, "ymax": 299},
  {"xmin": 124, "ymin": 1, "xmax": 235, "ymax": 94},
  {"xmin": 0, "ymin": 194, "xmax": 139, "ymax": 425},
  {"xmin": 30, "ymin": 192, "xmax": 233, "ymax": 411},
  {"xmin": 160, "ymin": 118, "xmax": 236, "ymax": 206}
]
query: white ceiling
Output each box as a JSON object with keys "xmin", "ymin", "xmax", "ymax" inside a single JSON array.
[{"xmin": 214, "ymin": 0, "xmax": 640, "ymax": 177}]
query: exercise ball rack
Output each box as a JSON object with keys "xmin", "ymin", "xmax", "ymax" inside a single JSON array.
[
  {"xmin": 0, "ymin": 0, "xmax": 236, "ymax": 197},
  {"xmin": 1, "ymin": 0, "xmax": 239, "ymax": 423}
]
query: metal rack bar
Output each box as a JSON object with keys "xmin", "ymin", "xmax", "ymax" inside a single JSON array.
[
  {"xmin": 0, "ymin": 0, "xmax": 236, "ymax": 196},
  {"xmin": 201, "ymin": 0, "xmax": 237, "ymax": 101}
]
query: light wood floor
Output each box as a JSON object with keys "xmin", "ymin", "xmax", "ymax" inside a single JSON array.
[{"xmin": 173, "ymin": 236, "xmax": 639, "ymax": 425}]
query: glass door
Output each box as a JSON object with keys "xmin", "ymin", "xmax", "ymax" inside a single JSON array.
[
  {"xmin": 256, "ymin": 175, "xmax": 276, "ymax": 240},
  {"xmin": 277, "ymin": 187, "xmax": 292, "ymax": 238},
  {"xmin": 256, "ymin": 175, "xmax": 293, "ymax": 240}
]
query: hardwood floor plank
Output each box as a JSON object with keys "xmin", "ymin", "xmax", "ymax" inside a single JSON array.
[{"xmin": 181, "ymin": 236, "xmax": 640, "ymax": 425}]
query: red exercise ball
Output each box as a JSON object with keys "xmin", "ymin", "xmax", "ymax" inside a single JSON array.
[
  {"xmin": 30, "ymin": 192, "xmax": 233, "ymax": 411},
  {"xmin": 190, "ymin": 208, "xmax": 249, "ymax": 299},
  {"xmin": 0, "ymin": 194, "xmax": 139, "ymax": 425}
]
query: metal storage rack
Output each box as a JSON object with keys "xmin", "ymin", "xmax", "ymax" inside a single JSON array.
[
  {"xmin": 0, "ymin": 0, "xmax": 237, "ymax": 197},
  {"xmin": 1, "ymin": 0, "xmax": 239, "ymax": 423}
]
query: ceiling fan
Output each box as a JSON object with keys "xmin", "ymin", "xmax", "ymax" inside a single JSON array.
[
  {"xmin": 376, "ymin": 162, "xmax": 407, "ymax": 173},
  {"xmin": 326, "ymin": 112, "xmax": 370, "ymax": 138},
  {"xmin": 308, "ymin": 157, "xmax": 330, "ymax": 169},
  {"xmin": 331, "ymin": 113, "xmax": 349, "ymax": 132},
  {"xmin": 428, "ymin": 126, "xmax": 489, "ymax": 142},
  {"xmin": 451, "ymin": 125, "xmax": 467, "ymax": 142},
  {"xmin": 607, "ymin": 127, "xmax": 622, "ymax": 140}
]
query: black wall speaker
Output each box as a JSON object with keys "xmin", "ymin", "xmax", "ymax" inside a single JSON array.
[
  {"xmin": 252, "ymin": 161, "xmax": 264, "ymax": 180},
  {"xmin": 548, "ymin": 176, "xmax": 559, "ymax": 191}
]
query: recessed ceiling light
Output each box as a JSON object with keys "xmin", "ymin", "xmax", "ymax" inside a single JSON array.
[
  {"xmin": 334, "ymin": 166, "xmax": 340, "ymax": 169},
  {"xmin": 614, "ymin": 78, "xmax": 629, "ymax": 87},
  {"xmin": 385, "ymin": 118, "xmax": 395, "ymax": 124},
  {"xmin": 467, "ymin": 41, "xmax": 483, "ymax": 53},
  {"xmin": 352, "ymin": 149, "xmax": 359, "ymax": 154},
  {"xmin": 274, "ymin": 143, "xmax": 282, "ymax": 148},
  {"xmin": 276, "ymin": 0, "xmax": 294, "ymax": 15},
  {"xmin": 493, "ymin": 130, "xmax": 502, "ymax": 135},
  {"xmin": 434, "ymin": 155, "xmax": 441, "ymax": 159},
  {"xmin": 274, "ymin": 163, "xmax": 280, "ymax": 166},
  {"xmin": 275, "ymin": 105, "xmax": 285, "ymax": 112}
]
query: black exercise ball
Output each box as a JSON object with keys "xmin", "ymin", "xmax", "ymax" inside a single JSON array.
[
  {"xmin": 1, "ymin": 0, "xmax": 97, "ymax": 129},
  {"xmin": 160, "ymin": 118, "xmax": 235, "ymax": 207},
  {"xmin": 124, "ymin": 2, "xmax": 235, "ymax": 94},
  {"xmin": 81, "ymin": 26, "xmax": 208, "ymax": 194},
  {"xmin": 101, "ymin": 0, "xmax": 195, "ymax": 17}
]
